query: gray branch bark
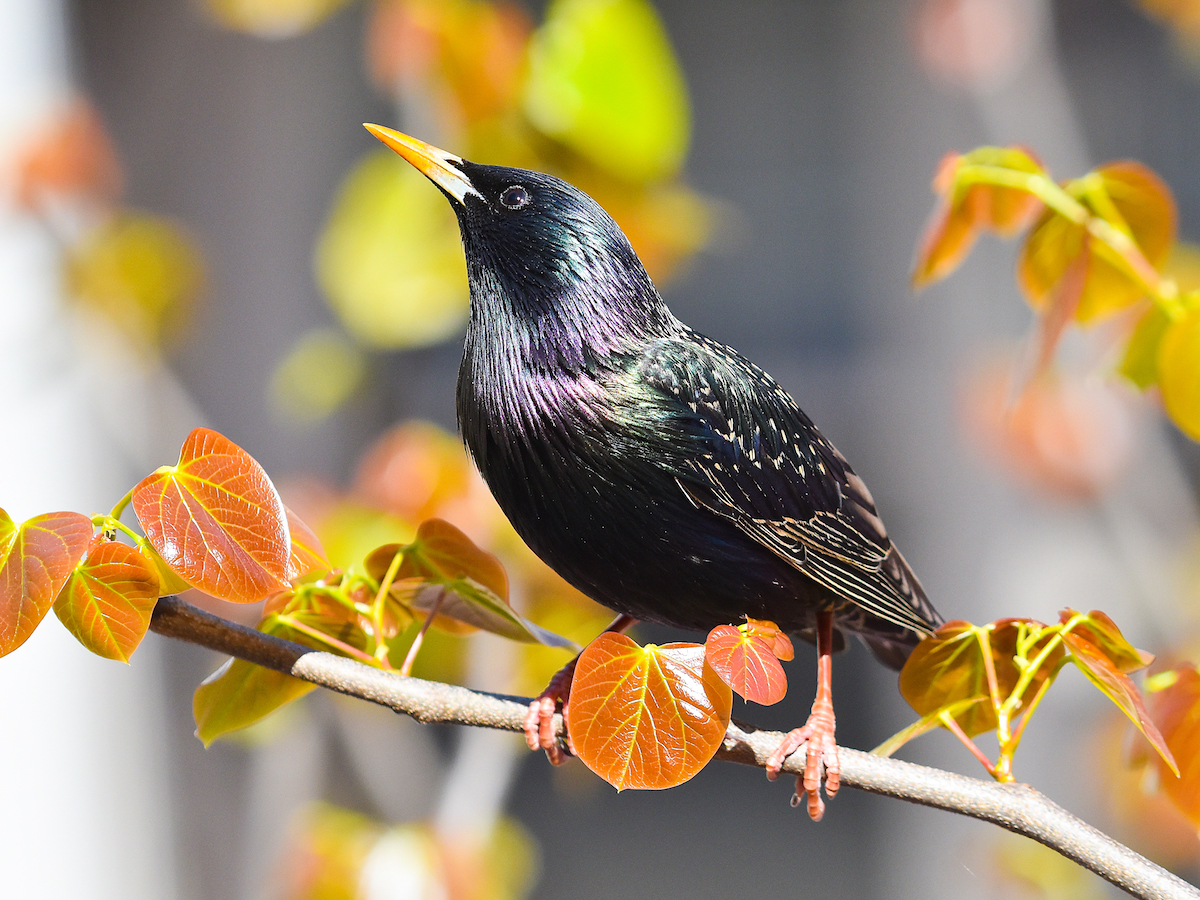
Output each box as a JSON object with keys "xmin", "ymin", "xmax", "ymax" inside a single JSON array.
[{"xmin": 150, "ymin": 595, "xmax": 1198, "ymax": 900}]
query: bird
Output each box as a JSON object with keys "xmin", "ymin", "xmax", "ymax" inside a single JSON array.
[{"xmin": 365, "ymin": 123, "xmax": 944, "ymax": 819}]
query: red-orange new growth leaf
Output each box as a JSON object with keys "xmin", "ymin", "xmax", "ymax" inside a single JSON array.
[
  {"xmin": 705, "ymin": 619, "xmax": 792, "ymax": 705},
  {"xmin": 284, "ymin": 505, "xmax": 331, "ymax": 581},
  {"xmin": 900, "ymin": 618, "xmax": 1064, "ymax": 738},
  {"xmin": 566, "ymin": 632, "xmax": 732, "ymax": 790},
  {"xmin": 132, "ymin": 428, "xmax": 291, "ymax": 603},
  {"xmin": 1146, "ymin": 665, "xmax": 1200, "ymax": 826},
  {"xmin": 1057, "ymin": 610, "xmax": 1175, "ymax": 775},
  {"xmin": 0, "ymin": 508, "xmax": 94, "ymax": 656}
]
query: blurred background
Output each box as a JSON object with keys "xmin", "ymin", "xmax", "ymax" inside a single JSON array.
[{"xmin": 3, "ymin": 0, "xmax": 1200, "ymax": 897}]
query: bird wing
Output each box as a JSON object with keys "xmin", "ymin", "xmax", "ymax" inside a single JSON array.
[{"xmin": 639, "ymin": 331, "xmax": 936, "ymax": 637}]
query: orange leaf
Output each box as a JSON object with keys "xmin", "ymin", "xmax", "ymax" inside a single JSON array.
[
  {"xmin": 395, "ymin": 518, "xmax": 507, "ymax": 600},
  {"xmin": 900, "ymin": 618, "xmax": 1064, "ymax": 736},
  {"xmin": 1148, "ymin": 665, "xmax": 1200, "ymax": 825},
  {"xmin": 1059, "ymin": 609, "xmax": 1152, "ymax": 674},
  {"xmin": 913, "ymin": 147, "xmax": 1044, "ymax": 288},
  {"xmin": 1093, "ymin": 162, "xmax": 1177, "ymax": 271},
  {"xmin": 566, "ymin": 633, "xmax": 732, "ymax": 790},
  {"xmin": 961, "ymin": 357, "xmax": 1134, "ymax": 500},
  {"xmin": 912, "ymin": 193, "xmax": 980, "ymax": 288},
  {"xmin": 13, "ymin": 100, "xmax": 123, "ymax": 210},
  {"xmin": 131, "ymin": 428, "xmax": 291, "ymax": 603},
  {"xmin": 1060, "ymin": 630, "xmax": 1176, "ymax": 775},
  {"xmin": 285, "ymin": 505, "xmax": 331, "ymax": 581},
  {"xmin": 52, "ymin": 541, "xmax": 158, "ymax": 662},
  {"xmin": 0, "ymin": 508, "xmax": 94, "ymax": 656},
  {"xmin": 353, "ymin": 422, "xmax": 472, "ymax": 523},
  {"xmin": 744, "ymin": 617, "xmax": 794, "ymax": 660},
  {"xmin": 704, "ymin": 623, "xmax": 788, "ymax": 705}
]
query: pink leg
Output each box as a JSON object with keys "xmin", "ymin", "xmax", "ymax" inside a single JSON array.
[
  {"xmin": 523, "ymin": 614, "xmax": 636, "ymax": 765},
  {"xmin": 764, "ymin": 609, "xmax": 840, "ymax": 821}
]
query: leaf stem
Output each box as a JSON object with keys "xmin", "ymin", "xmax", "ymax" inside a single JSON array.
[
  {"xmin": 275, "ymin": 614, "xmax": 378, "ymax": 667},
  {"xmin": 400, "ymin": 588, "xmax": 445, "ymax": 677},
  {"xmin": 109, "ymin": 488, "xmax": 135, "ymax": 522},
  {"xmin": 1005, "ymin": 673, "xmax": 1056, "ymax": 756},
  {"xmin": 370, "ymin": 547, "xmax": 406, "ymax": 661},
  {"xmin": 939, "ymin": 710, "xmax": 998, "ymax": 779}
]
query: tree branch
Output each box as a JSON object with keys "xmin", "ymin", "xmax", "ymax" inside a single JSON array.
[{"xmin": 150, "ymin": 595, "xmax": 1198, "ymax": 900}]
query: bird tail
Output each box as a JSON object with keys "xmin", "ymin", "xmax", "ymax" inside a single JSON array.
[
  {"xmin": 862, "ymin": 547, "xmax": 944, "ymax": 671},
  {"xmin": 861, "ymin": 633, "xmax": 921, "ymax": 671}
]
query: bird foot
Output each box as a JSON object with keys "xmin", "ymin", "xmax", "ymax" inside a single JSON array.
[
  {"xmin": 765, "ymin": 698, "xmax": 839, "ymax": 821},
  {"xmin": 523, "ymin": 657, "xmax": 578, "ymax": 766}
]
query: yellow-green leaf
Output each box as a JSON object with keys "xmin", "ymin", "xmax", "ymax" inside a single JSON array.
[
  {"xmin": 270, "ymin": 328, "xmax": 367, "ymax": 423},
  {"xmin": 1160, "ymin": 302, "xmax": 1200, "ymax": 440},
  {"xmin": 523, "ymin": 0, "xmax": 690, "ymax": 183},
  {"xmin": 193, "ymin": 656, "xmax": 316, "ymax": 745},
  {"xmin": 66, "ymin": 212, "xmax": 203, "ymax": 346},
  {"xmin": 316, "ymin": 151, "xmax": 468, "ymax": 349},
  {"xmin": 204, "ymin": 0, "xmax": 354, "ymax": 38},
  {"xmin": 193, "ymin": 615, "xmax": 318, "ymax": 745},
  {"xmin": 1120, "ymin": 302, "xmax": 1172, "ymax": 390},
  {"xmin": 1018, "ymin": 162, "xmax": 1176, "ymax": 323}
]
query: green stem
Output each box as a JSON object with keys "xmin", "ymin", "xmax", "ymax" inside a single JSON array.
[
  {"xmin": 1004, "ymin": 669, "xmax": 1058, "ymax": 759},
  {"xmin": 109, "ymin": 488, "xmax": 135, "ymax": 522},
  {"xmin": 370, "ymin": 547, "xmax": 406, "ymax": 660},
  {"xmin": 975, "ymin": 628, "xmax": 1007, "ymax": 744},
  {"xmin": 94, "ymin": 515, "xmax": 145, "ymax": 546},
  {"xmin": 954, "ymin": 164, "xmax": 1087, "ymax": 223}
]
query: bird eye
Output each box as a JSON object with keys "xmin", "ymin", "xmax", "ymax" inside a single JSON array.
[{"xmin": 500, "ymin": 185, "xmax": 530, "ymax": 209}]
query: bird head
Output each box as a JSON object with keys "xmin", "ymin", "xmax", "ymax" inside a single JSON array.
[{"xmin": 365, "ymin": 124, "xmax": 676, "ymax": 367}]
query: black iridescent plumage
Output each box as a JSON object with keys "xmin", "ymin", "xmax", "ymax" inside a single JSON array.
[{"xmin": 366, "ymin": 125, "xmax": 944, "ymax": 816}]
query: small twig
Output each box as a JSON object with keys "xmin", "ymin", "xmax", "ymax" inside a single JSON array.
[
  {"xmin": 939, "ymin": 710, "xmax": 997, "ymax": 777},
  {"xmin": 149, "ymin": 595, "xmax": 1200, "ymax": 900},
  {"xmin": 400, "ymin": 587, "xmax": 445, "ymax": 676}
]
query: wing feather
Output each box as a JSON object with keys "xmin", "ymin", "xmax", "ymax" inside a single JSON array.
[{"xmin": 643, "ymin": 331, "xmax": 938, "ymax": 638}]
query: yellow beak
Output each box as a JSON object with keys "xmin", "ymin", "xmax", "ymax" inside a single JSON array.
[{"xmin": 363, "ymin": 124, "xmax": 480, "ymax": 205}]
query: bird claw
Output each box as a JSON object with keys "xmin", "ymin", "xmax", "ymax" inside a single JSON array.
[
  {"xmin": 765, "ymin": 700, "xmax": 838, "ymax": 821},
  {"xmin": 523, "ymin": 658, "xmax": 578, "ymax": 765}
]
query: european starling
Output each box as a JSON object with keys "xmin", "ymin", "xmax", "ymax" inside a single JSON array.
[{"xmin": 366, "ymin": 124, "xmax": 944, "ymax": 819}]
